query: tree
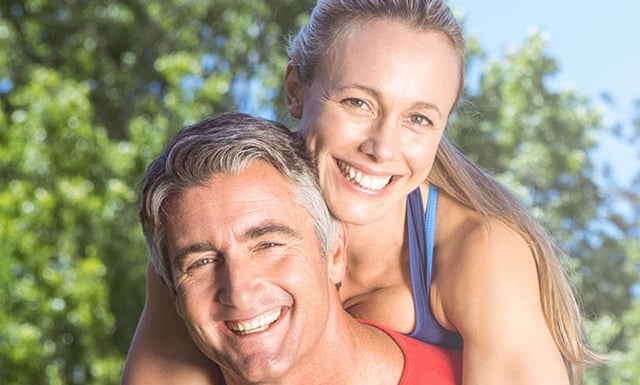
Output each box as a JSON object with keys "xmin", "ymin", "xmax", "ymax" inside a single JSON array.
[
  {"xmin": 449, "ymin": 30, "xmax": 640, "ymax": 382},
  {"xmin": 0, "ymin": 1, "xmax": 314, "ymax": 383},
  {"xmin": 0, "ymin": 67, "xmax": 133, "ymax": 384},
  {"xmin": 0, "ymin": 0, "xmax": 313, "ymax": 139},
  {"xmin": 580, "ymin": 100, "xmax": 640, "ymax": 384},
  {"xmin": 0, "ymin": 1, "xmax": 637, "ymax": 383}
]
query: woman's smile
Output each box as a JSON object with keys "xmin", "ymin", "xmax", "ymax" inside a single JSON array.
[{"xmin": 336, "ymin": 159, "xmax": 393, "ymax": 191}]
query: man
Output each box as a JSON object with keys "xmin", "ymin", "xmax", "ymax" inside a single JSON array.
[{"xmin": 138, "ymin": 112, "xmax": 462, "ymax": 384}]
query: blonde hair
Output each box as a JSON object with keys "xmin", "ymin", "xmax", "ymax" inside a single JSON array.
[
  {"xmin": 430, "ymin": 139, "xmax": 602, "ymax": 383},
  {"xmin": 287, "ymin": 0, "xmax": 602, "ymax": 382}
]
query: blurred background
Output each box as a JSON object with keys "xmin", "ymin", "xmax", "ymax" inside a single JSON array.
[{"xmin": 0, "ymin": 1, "xmax": 638, "ymax": 384}]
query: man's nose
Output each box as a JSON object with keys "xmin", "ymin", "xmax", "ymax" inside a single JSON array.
[{"xmin": 215, "ymin": 258, "xmax": 260, "ymax": 308}]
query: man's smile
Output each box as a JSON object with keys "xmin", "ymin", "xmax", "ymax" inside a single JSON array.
[{"xmin": 225, "ymin": 307, "xmax": 287, "ymax": 336}]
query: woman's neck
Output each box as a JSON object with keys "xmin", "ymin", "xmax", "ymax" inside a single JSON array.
[
  {"xmin": 345, "ymin": 196, "xmax": 407, "ymax": 263},
  {"xmin": 341, "ymin": 198, "xmax": 409, "ymax": 291}
]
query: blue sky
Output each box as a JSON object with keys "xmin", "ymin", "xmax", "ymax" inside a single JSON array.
[{"xmin": 452, "ymin": 0, "xmax": 639, "ymax": 186}]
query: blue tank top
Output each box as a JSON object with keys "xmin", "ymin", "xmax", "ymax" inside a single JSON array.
[{"xmin": 406, "ymin": 186, "xmax": 463, "ymax": 349}]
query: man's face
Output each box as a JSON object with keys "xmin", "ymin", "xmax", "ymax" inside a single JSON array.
[{"xmin": 164, "ymin": 161, "xmax": 342, "ymax": 383}]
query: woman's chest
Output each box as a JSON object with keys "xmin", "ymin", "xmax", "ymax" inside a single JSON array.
[{"xmin": 341, "ymin": 281, "xmax": 417, "ymax": 334}]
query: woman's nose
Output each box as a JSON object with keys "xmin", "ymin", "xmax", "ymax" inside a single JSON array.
[{"xmin": 359, "ymin": 119, "xmax": 397, "ymax": 162}]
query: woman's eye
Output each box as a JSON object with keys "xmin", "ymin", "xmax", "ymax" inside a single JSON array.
[
  {"xmin": 343, "ymin": 98, "xmax": 367, "ymax": 109},
  {"xmin": 410, "ymin": 114, "xmax": 433, "ymax": 126}
]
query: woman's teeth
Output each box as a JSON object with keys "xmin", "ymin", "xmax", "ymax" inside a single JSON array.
[
  {"xmin": 337, "ymin": 160, "xmax": 391, "ymax": 191},
  {"xmin": 226, "ymin": 308, "xmax": 282, "ymax": 336}
]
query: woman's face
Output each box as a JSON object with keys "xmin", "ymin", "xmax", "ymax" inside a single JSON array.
[{"xmin": 287, "ymin": 18, "xmax": 461, "ymax": 225}]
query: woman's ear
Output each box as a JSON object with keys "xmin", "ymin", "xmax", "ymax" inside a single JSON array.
[
  {"xmin": 284, "ymin": 62, "xmax": 304, "ymax": 118},
  {"xmin": 327, "ymin": 223, "xmax": 348, "ymax": 288}
]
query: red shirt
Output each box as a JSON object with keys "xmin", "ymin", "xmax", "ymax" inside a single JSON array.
[{"xmin": 361, "ymin": 320, "xmax": 463, "ymax": 384}]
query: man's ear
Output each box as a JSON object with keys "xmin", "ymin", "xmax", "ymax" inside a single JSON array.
[
  {"xmin": 284, "ymin": 62, "xmax": 304, "ymax": 118},
  {"xmin": 154, "ymin": 268, "xmax": 183, "ymax": 317},
  {"xmin": 164, "ymin": 278, "xmax": 184, "ymax": 318},
  {"xmin": 327, "ymin": 223, "xmax": 348, "ymax": 288}
]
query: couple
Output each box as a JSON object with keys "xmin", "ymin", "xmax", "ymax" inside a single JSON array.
[
  {"xmin": 138, "ymin": 111, "xmax": 462, "ymax": 384},
  {"xmin": 124, "ymin": 0, "xmax": 598, "ymax": 384}
]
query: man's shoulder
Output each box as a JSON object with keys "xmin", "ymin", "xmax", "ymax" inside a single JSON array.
[{"xmin": 359, "ymin": 320, "xmax": 462, "ymax": 385}]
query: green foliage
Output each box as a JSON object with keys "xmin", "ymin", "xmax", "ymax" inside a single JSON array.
[
  {"xmin": 449, "ymin": 31, "xmax": 640, "ymax": 383},
  {"xmin": 452, "ymin": 33, "xmax": 601, "ymax": 235},
  {"xmin": 0, "ymin": 0, "xmax": 313, "ymax": 139},
  {"xmin": 0, "ymin": 1, "xmax": 315, "ymax": 384},
  {"xmin": 0, "ymin": 66, "xmax": 135, "ymax": 383},
  {"xmin": 0, "ymin": 1, "xmax": 638, "ymax": 384}
]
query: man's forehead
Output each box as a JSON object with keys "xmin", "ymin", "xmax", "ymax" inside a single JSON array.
[
  {"xmin": 165, "ymin": 162, "xmax": 317, "ymax": 260},
  {"xmin": 168, "ymin": 162, "xmax": 306, "ymax": 230},
  {"xmin": 209, "ymin": 163, "xmax": 297, "ymax": 209}
]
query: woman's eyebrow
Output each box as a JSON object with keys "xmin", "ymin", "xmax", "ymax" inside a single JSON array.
[
  {"xmin": 338, "ymin": 84, "xmax": 444, "ymax": 119},
  {"xmin": 412, "ymin": 101, "xmax": 443, "ymax": 120}
]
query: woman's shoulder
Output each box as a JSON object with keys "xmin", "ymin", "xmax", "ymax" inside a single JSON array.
[
  {"xmin": 434, "ymin": 188, "xmax": 529, "ymax": 259},
  {"xmin": 432, "ymin": 189, "xmax": 538, "ymax": 328}
]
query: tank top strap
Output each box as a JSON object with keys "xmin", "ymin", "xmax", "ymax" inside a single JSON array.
[
  {"xmin": 406, "ymin": 185, "xmax": 463, "ymax": 349},
  {"xmin": 425, "ymin": 185, "xmax": 438, "ymax": 284},
  {"xmin": 406, "ymin": 187, "xmax": 428, "ymax": 335}
]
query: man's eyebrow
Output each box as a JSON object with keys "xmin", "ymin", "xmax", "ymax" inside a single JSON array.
[
  {"xmin": 171, "ymin": 223, "xmax": 298, "ymax": 268},
  {"xmin": 243, "ymin": 222, "xmax": 299, "ymax": 241},
  {"xmin": 172, "ymin": 242, "xmax": 215, "ymax": 269}
]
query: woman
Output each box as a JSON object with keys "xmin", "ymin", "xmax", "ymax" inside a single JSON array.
[{"xmin": 122, "ymin": 0, "xmax": 599, "ymax": 384}]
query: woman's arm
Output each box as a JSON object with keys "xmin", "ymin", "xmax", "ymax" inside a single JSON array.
[
  {"xmin": 121, "ymin": 264, "xmax": 223, "ymax": 385},
  {"xmin": 434, "ymin": 218, "xmax": 570, "ymax": 385}
]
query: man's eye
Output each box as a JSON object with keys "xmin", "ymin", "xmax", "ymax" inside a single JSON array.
[
  {"xmin": 187, "ymin": 257, "xmax": 216, "ymax": 271},
  {"xmin": 259, "ymin": 242, "xmax": 283, "ymax": 250}
]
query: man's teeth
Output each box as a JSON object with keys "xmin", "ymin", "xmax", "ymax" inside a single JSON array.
[
  {"xmin": 226, "ymin": 308, "xmax": 282, "ymax": 335},
  {"xmin": 337, "ymin": 160, "xmax": 391, "ymax": 191}
]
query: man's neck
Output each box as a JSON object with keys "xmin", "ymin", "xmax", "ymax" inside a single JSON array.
[{"xmin": 220, "ymin": 314, "xmax": 404, "ymax": 385}]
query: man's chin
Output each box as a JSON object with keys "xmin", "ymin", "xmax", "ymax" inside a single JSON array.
[{"xmin": 220, "ymin": 353, "xmax": 289, "ymax": 384}]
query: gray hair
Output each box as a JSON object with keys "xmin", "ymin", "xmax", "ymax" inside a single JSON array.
[
  {"xmin": 287, "ymin": 0, "xmax": 465, "ymax": 101},
  {"xmin": 139, "ymin": 112, "xmax": 340, "ymax": 289}
]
